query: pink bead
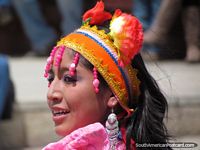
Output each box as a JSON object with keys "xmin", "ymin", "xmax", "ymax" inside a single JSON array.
[
  {"xmin": 51, "ymin": 51, "xmax": 55, "ymax": 56},
  {"xmin": 57, "ymin": 54, "xmax": 62, "ymax": 59},
  {"xmin": 75, "ymin": 56, "xmax": 79, "ymax": 60},
  {"xmin": 75, "ymin": 53, "xmax": 79, "ymax": 56},
  {"xmin": 74, "ymin": 59, "xmax": 78, "ymax": 64},
  {"xmin": 94, "ymin": 75, "xmax": 97, "ymax": 79},
  {"xmin": 70, "ymin": 63, "xmax": 76, "ymax": 70},
  {"xmin": 70, "ymin": 71, "xmax": 75, "ymax": 76},
  {"xmin": 47, "ymin": 56, "xmax": 52, "ymax": 63},
  {"xmin": 68, "ymin": 53, "xmax": 80, "ymax": 77},
  {"xmin": 93, "ymin": 79, "xmax": 100, "ymax": 87},
  {"xmin": 44, "ymin": 73, "xmax": 48, "ymax": 78},
  {"xmin": 43, "ymin": 46, "xmax": 58, "ymax": 79},
  {"xmin": 51, "ymin": 47, "xmax": 57, "ymax": 56},
  {"xmin": 61, "ymin": 45, "xmax": 65, "ymax": 49},
  {"xmin": 47, "ymin": 63, "xmax": 51, "ymax": 67},
  {"xmin": 55, "ymin": 62, "xmax": 59, "ymax": 66},
  {"xmin": 57, "ymin": 57, "xmax": 61, "ymax": 61},
  {"xmin": 95, "ymin": 88, "xmax": 99, "ymax": 93}
]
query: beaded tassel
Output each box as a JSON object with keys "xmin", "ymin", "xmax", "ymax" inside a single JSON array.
[
  {"xmin": 69, "ymin": 52, "xmax": 80, "ymax": 76},
  {"xmin": 93, "ymin": 67, "xmax": 100, "ymax": 93},
  {"xmin": 106, "ymin": 111, "xmax": 120, "ymax": 150},
  {"xmin": 55, "ymin": 46, "xmax": 65, "ymax": 67},
  {"xmin": 44, "ymin": 46, "xmax": 58, "ymax": 78}
]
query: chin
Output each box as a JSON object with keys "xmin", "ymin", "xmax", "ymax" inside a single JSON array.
[{"xmin": 54, "ymin": 125, "xmax": 72, "ymax": 137}]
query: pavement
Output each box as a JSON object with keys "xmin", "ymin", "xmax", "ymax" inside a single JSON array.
[{"xmin": 0, "ymin": 57, "xmax": 199, "ymax": 150}]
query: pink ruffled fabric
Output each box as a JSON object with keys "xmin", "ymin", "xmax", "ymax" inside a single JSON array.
[{"xmin": 42, "ymin": 123, "xmax": 126, "ymax": 150}]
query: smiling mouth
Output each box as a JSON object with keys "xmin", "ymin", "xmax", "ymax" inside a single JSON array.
[
  {"xmin": 52, "ymin": 110, "xmax": 69, "ymax": 124},
  {"xmin": 52, "ymin": 110, "xmax": 69, "ymax": 116}
]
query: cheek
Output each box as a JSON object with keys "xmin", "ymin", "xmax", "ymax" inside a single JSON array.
[
  {"xmin": 67, "ymin": 84, "xmax": 97, "ymax": 109},
  {"xmin": 68, "ymin": 84, "xmax": 105, "ymax": 119},
  {"xmin": 62, "ymin": 79, "xmax": 95, "ymax": 105},
  {"xmin": 75, "ymin": 77, "xmax": 96, "ymax": 101}
]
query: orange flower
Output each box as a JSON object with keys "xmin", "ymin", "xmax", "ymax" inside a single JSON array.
[
  {"xmin": 110, "ymin": 10, "xmax": 143, "ymax": 66},
  {"xmin": 82, "ymin": 1, "xmax": 112, "ymax": 25}
]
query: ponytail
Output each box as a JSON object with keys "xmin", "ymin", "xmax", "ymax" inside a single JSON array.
[{"xmin": 126, "ymin": 54, "xmax": 171, "ymax": 150}]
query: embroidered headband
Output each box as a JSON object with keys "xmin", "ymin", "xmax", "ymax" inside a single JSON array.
[{"xmin": 44, "ymin": 1, "xmax": 143, "ymax": 115}]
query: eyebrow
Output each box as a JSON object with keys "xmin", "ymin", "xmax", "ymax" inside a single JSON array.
[
  {"xmin": 49, "ymin": 65, "xmax": 82, "ymax": 77},
  {"xmin": 49, "ymin": 65, "xmax": 69, "ymax": 72},
  {"xmin": 60, "ymin": 66, "xmax": 69, "ymax": 74}
]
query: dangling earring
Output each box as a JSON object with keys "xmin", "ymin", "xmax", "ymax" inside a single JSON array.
[{"xmin": 106, "ymin": 108, "xmax": 120, "ymax": 149}]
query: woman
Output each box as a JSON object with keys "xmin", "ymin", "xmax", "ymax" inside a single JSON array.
[{"xmin": 43, "ymin": 1, "xmax": 171, "ymax": 149}]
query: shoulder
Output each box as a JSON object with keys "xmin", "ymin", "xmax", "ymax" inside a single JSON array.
[{"xmin": 42, "ymin": 123, "xmax": 111, "ymax": 150}]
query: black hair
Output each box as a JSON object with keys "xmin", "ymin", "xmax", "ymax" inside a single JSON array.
[
  {"xmin": 97, "ymin": 21, "xmax": 171, "ymax": 149},
  {"xmin": 125, "ymin": 54, "xmax": 171, "ymax": 150}
]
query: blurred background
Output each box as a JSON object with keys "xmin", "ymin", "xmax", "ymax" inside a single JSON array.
[{"xmin": 0, "ymin": 0, "xmax": 200, "ymax": 149}]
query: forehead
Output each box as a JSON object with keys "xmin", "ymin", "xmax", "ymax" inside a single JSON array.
[
  {"xmin": 60, "ymin": 48, "xmax": 83, "ymax": 66},
  {"xmin": 50, "ymin": 48, "xmax": 72, "ymax": 71},
  {"xmin": 52, "ymin": 47, "xmax": 88, "ymax": 73},
  {"xmin": 60, "ymin": 48, "xmax": 73, "ymax": 64}
]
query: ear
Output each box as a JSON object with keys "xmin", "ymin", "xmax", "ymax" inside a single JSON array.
[{"xmin": 107, "ymin": 96, "xmax": 118, "ymax": 108}]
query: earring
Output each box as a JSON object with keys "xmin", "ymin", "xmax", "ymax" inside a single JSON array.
[{"xmin": 105, "ymin": 108, "xmax": 120, "ymax": 149}]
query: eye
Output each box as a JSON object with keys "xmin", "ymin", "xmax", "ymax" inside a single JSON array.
[
  {"xmin": 47, "ymin": 73, "xmax": 54, "ymax": 83},
  {"xmin": 63, "ymin": 75, "xmax": 76, "ymax": 83}
]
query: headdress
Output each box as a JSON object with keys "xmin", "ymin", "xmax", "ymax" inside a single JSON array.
[{"xmin": 44, "ymin": 1, "xmax": 143, "ymax": 116}]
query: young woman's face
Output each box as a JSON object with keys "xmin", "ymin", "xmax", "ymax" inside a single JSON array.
[{"xmin": 47, "ymin": 49, "xmax": 111, "ymax": 136}]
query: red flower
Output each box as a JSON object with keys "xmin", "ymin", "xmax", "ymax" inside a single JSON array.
[
  {"xmin": 110, "ymin": 9, "xmax": 143, "ymax": 66},
  {"xmin": 83, "ymin": 1, "xmax": 112, "ymax": 25}
]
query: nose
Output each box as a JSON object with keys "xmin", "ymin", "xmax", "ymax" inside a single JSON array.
[{"xmin": 47, "ymin": 79, "xmax": 63, "ymax": 106}]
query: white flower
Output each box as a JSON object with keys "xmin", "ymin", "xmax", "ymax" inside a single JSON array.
[{"xmin": 110, "ymin": 16, "xmax": 125, "ymax": 34}]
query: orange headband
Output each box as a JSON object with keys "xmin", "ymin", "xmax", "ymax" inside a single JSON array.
[
  {"xmin": 45, "ymin": 1, "xmax": 143, "ymax": 115},
  {"xmin": 56, "ymin": 25, "xmax": 141, "ymax": 115}
]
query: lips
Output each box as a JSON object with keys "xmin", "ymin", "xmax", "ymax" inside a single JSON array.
[
  {"xmin": 52, "ymin": 110, "xmax": 68, "ymax": 116},
  {"xmin": 51, "ymin": 108, "xmax": 69, "ymax": 124}
]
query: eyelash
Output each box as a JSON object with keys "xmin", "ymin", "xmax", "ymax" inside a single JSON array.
[
  {"xmin": 63, "ymin": 75, "xmax": 77, "ymax": 83},
  {"xmin": 47, "ymin": 74, "xmax": 54, "ymax": 83},
  {"xmin": 47, "ymin": 74, "xmax": 76, "ymax": 84}
]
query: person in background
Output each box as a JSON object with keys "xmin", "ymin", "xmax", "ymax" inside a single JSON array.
[
  {"xmin": 11, "ymin": 0, "xmax": 83, "ymax": 56},
  {"xmin": 0, "ymin": 54, "xmax": 15, "ymax": 120},
  {"xmin": 144, "ymin": 0, "xmax": 200, "ymax": 62},
  {"xmin": 42, "ymin": 1, "xmax": 171, "ymax": 149},
  {"xmin": 0, "ymin": 0, "xmax": 13, "ymax": 25},
  {"xmin": 132, "ymin": 0, "xmax": 162, "ymax": 60}
]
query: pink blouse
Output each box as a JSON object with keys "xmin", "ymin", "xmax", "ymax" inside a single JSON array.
[{"xmin": 42, "ymin": 123, "xmax": 126, "ymax": 150}]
